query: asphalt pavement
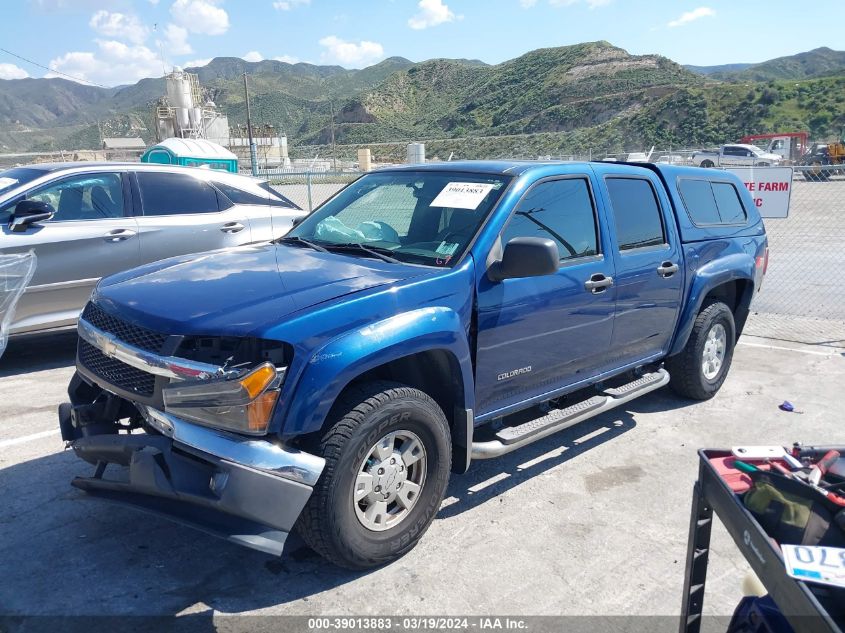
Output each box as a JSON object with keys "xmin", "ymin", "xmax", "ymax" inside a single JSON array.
[{"xmin": 1, "ymin": 332, "xmax": 843, "ymax": 624}]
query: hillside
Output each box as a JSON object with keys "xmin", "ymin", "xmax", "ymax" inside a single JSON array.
[
  {"xmin": 320, "ymin": 42, "xmax": 703, "ymax": 145},
  {"xmin": 709, "ymin": 47, "xmax": 845, "ymax": 81},
  {"xmin": 1, "ymin": 43, "xmax": 843, "ymax": 157}
]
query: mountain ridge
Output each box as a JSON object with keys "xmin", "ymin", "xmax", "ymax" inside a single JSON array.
[{"xmin": 1, "ymin": 44, "xmax": 843, "ymax": 155}]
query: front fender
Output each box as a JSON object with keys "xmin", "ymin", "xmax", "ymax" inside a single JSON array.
[
  {"xmin": 281, "ymin": 307, "xmax": 474, "ymax": 437},
  {"xmin": 669, "ymin": 252, "xmax": 755, "ymax": 356}
]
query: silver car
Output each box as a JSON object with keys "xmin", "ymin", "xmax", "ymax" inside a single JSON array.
[{"xmin": 0, "ymin": 162, "xmax": 304, "ymax": 337}]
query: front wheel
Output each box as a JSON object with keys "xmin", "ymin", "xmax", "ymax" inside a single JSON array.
[
  {"xmin": 700, "ymin": 160, "xmax": 715, "ymax": 168},
  {"xmin": 296, "ymin": 381, "xmax": 451, "ymax": 569},
  {"xmin": 666, "ymin": 301, "xmax": 736, "ymax": 400}
]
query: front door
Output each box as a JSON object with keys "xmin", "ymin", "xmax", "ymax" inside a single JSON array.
[
  {"xmin": 475, "ymin": 175, "xmax": 616, "ymax": 418},
  {"xmin": 0, "ymin": 171, "xmax": 139, "ymax": 333}
]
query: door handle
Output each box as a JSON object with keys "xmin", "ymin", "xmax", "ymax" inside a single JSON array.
[
  {"xmin": 584, "ymin": 273, "xmax": 614, "ymax": 294},
  {"xmin": 102, "ymin": 229, "xmax": 136, "ymax": 242},
  {"xmin": 657, "ymin": 261, "xmax": 679, "ymax": 278},
  {"xmin": 221, "ymin": 222, "xmax": 246, "ymax": 234}
]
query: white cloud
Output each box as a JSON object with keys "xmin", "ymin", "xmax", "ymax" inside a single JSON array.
[
  {"xmin": 48, "ymin": 39, "xmax": 162, "ymax": 86},
  {"xmin": 171, "ymin": 0, "xmax": 229, "ymax": 35},
  {"xmin": 408, "ymin": 0, "xmax": 459, "ymax": 29},
  {"xmin": 272, "ymin": 0, "xmax": 310, "ymax": 10},
  {"xmin": 243, "ymin": 51, "xmax": 263, "ymax": 62},
  {"xmin": 89, "ymin": 10, "xmax": 149, "ymax": 44},
  {"xmin": 0, "ymin": 63, "xmax": 29, "ymax": 80},
  {"xmin": 184, "ymin": 57, "xmax": 212, "ymax": 68},
  {"xmin": 318, "ymin": 35, "xmax": 384, "ymax": 68},
  {"xmin": 668, "ymin": 6, "xmax": 715, "ymax": 27},
  {"xmin": 159, "ymin": 23, "xmax": 193, "ymax": 55},
  {"xmin": 273, "ymin": 55, "xmax": 300, "ymax": 64},
  {"xmin": 519, "ymin": 0, "xmax": 537, "ymax": 7}
]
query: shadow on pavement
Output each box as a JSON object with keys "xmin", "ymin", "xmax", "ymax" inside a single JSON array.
[
  {"xmin": 0, "ymin": 388, "xmax": 676, "ymax": 622},
  {"xmin": 0, "ymin": 331, "xmax": 77, "ymax": 377}
]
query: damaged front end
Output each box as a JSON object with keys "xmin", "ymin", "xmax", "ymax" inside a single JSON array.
[{"xmin": 59, "ymin": 302, "xmax": 324, "ymax": 556}]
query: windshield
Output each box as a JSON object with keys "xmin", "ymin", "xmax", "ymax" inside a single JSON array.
[
  {"xmin": 0, "ymin": 167, "xmax": 44, "ymax": 198},
  {"xmin": 749, "ymin": 145, "xmax": 766, "ymax": 155},
  {"xmin": 285, "ymin": 171, "xmax": 510, "ymax": 266}
]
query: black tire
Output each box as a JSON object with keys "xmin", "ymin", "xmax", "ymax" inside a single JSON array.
[
  {"xmin": 666, "ymin": 301, "xmax": 736, "ymax": 400},
  {"xmin": 296, "ymin": 381, "xmax": 451, "ymax": 569},
  {"xmin": 701, "ymin": 160, "xmax": 715, "ymax": 168}
]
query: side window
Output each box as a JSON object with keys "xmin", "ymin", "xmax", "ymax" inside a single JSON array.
[
  {"xmin": 137, "ymin": 172, "xmax": 221, "ymax": 216},
  {"xmin": 711, "ymin": 182, "xmax": 747, "ymax": 223},
  {"xmin": 501, "ymin": 178, "xmax": 598, "ymax": 261},
  {"xmin": 679, "ymin": 179, "xmax": 747, "ymax": 225},
  {"xmin": 214, "ymin": 182, "xmax": 270, "ymax": 206},
  {"xmin": 678, "ymin": 179, "xmax": 721, "ymax": 224},
  {"xmin": 257, "ymin": 181, "xmax": 300, "ymax": 209},
  {"xmin": 605, "ymin": 178, "xmax": 665, "ymax": 251},
  {"xmin": 26, "ymin": 173, "xmax": 124, "ymax": 222}
]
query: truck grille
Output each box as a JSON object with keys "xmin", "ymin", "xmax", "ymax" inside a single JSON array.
[
  {"xmin": 81, "ymin": 302, "xmax": 168, "ymax": 354},
  {"xmin": 78, "ymin": 339, "xmax": 156, "ymax": 397}
]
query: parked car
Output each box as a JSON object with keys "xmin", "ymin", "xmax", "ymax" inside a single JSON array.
[
  {"xmin": 59, "ymin": 161, "xmax": 767, "ymax": 568},
  {"xmin": 691, "ymin": 144, "xmax": 782, "ymax": 168},
  {"xmin": 0, "ymin": 162, "xmax": 303, "ymax": 337}
]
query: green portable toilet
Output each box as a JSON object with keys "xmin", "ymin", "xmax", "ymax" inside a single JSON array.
[{"xmin": 141, "ymin": 138, "xmax": 239, "ymax": 173}]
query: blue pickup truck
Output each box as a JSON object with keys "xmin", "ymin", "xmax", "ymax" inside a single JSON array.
[{"xmin": 58, "ymin": 161, "xmax": 768, "ymax": 568}]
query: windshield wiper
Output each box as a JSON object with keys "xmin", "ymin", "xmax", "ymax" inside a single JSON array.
[
  {"xmin": 276, "ymin": 235, "xmax": 328, "ymax": 252},
  {"xmin": 325, "ymin": 242, "xmax": 402, "ymax": 264}
]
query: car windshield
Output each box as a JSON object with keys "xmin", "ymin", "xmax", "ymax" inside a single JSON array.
[
  {"xmin": 0, "ymin": 167, "xmax": 44, "ymax": 198},
  {"xmin": 284, "ymin": 170, "xmax": 511, "ymax": 266},
  {"xmin": 749, "ymin": 145, "xmax": 766, "ymax": 155}
]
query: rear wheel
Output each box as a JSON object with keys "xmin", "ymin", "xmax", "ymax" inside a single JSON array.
[
  {"xmin": 667, "ymin": 301, "xmax": 736, "ymax": 400},
  {"xmin": 701, "ymin": 160, "xmax": 715, "ymax": 168},
  {"xmin": 296, "ymin": 381, "xmax": 451, "ymax": 569}
]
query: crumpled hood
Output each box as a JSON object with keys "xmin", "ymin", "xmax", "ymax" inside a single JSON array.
[{"xmin": 94, "ymin": 243, "xmax": 431, "ymax": 336}]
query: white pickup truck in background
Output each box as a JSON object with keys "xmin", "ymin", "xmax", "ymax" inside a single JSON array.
[{"xmin": 691, "ymin": 144, "xmax": 783, "ymax": 168}]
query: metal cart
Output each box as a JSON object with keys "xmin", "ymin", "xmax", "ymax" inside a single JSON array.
[{"xmin": 680, "ymin": 449, "xmax": 844, "ymax": 633}]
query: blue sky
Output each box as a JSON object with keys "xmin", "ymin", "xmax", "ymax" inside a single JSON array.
[{"xmin": 1, "ymin": 0, "xmax": 842, "ymax": 86}]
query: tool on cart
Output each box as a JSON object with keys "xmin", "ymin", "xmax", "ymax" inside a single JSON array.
[{"xmin": 681, "ymin": 449, "xmax": 845, "ymax": 633}]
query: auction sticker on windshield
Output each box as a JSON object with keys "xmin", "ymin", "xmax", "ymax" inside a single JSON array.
[{"xmin": 431, "ymin": 182, "xmax": 496, "ymax": 210}]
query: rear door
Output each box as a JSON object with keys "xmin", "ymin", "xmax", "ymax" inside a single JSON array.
[
  {"xmin": 0, "ymin": 170, "xmax": 139, "ymax": 334},
  {"xmin": 592, "ymin": 166, "xmax": 683, "ymax": 365},
  {"xmin": 131, "ymin": 170, "xmax": 253, "ymax": 265},
  {"xmin": 211, "ymin": 179, "xmax": 303, "ymax": 242}
]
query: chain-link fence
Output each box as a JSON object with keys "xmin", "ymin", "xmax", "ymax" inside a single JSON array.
[
  {"xmin": 743, "ymin": 165, "xmax": 845, "ymax": 346},
  {"xmin": 263, "ymin": 170, "xmax": 360, "ymax": 212}
]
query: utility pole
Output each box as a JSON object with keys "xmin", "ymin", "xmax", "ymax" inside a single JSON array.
[
  {"xmin": 329, "ymin": 99, "xmax": 337, "ymax": 172},
  {"xmin": 243, "ymin": 72, "xmax": 258, "ymax": 176}
]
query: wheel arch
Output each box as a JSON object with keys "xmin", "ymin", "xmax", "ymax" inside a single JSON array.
[
  {"xmin": 280, "ymin": 307, "xmax": 475, "ymax": 446},
  {"xmin": 670, "ymin": 258, "xmax": 755, "ymax": 356}
]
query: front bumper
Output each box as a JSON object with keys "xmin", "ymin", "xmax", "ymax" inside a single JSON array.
[{"xmin": 60, "ymin": 405, "xmax": 325, "ymax": 556}]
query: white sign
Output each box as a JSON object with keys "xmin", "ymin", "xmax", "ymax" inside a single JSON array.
[
  {"xmin": 782, "ymin": 544, "xmax": 845, "ymax": 590},
  {"xmin": 726, "ymin": 167, "xmax": 793, "ymax": 219},
  {"xmin": 430, "ymin": 182, "xmax": 495, "ymax": 210}
]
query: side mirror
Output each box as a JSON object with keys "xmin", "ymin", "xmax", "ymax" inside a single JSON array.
[
  {"xmin": 488, "ymin": 237, "xmax": 559, "ymax": 282},
  {"xmin": 10, "ymin": 200, "xmax": 55, "ymax": 232},
  {"xmin": 291, "ymin": 215, "xmax": 306, "ymax": 228}
]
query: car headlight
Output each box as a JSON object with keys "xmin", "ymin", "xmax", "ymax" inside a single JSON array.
[{"xmin": 162, "ymin": 362, "xmax": 285, "ymax": 435}]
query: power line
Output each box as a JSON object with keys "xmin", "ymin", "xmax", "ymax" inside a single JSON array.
[{"xmin": 0, "ymin": 47, "xmax": 110, "ymax": 89}]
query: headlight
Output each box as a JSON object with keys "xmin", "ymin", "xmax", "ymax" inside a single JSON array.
[{"xmin": 162, "ymin": 362, "xmax": 285, "ymax": 435}]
